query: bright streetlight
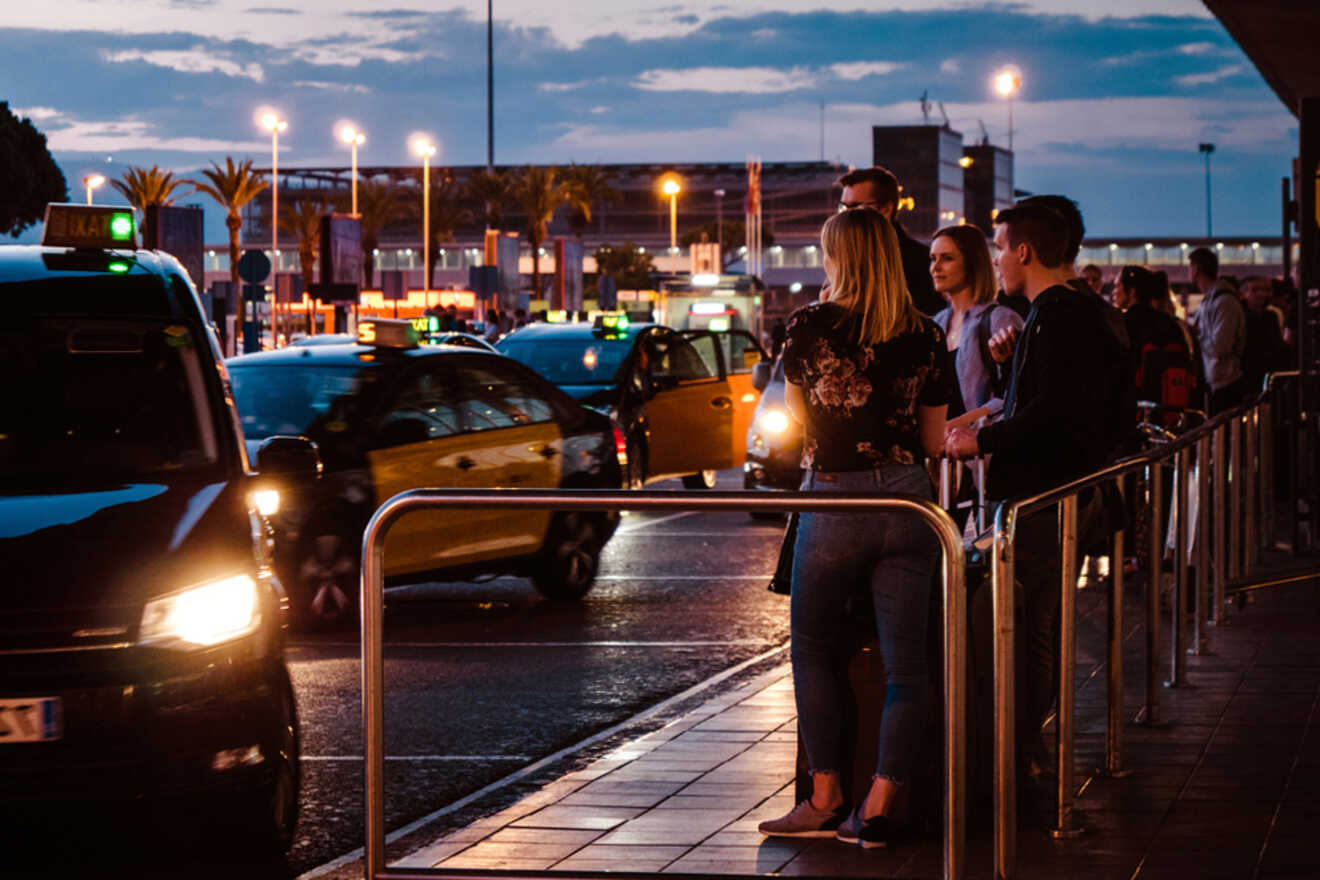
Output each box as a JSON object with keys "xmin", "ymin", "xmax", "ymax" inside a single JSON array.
[
  {"xmin": 412, "ymin": 135, "xmax": 437, "ymax": 294},
  {"xmin": 992, "ymin": 67, "xmax": 1021, "ymax": 151},
  {"xmin": 661, "ymin": 175, "xmax": 681, "ymax": 252},
  {"xmin": 339, "ymin": 124, "xmax": 366, "ymax": 215},
  {"xmin": 83, "ymin": 173, "xmax": 105, "ymax": 205},
  {"xmin": 259, "ymin": 110, "xmax": 287, "ymax": 344}
]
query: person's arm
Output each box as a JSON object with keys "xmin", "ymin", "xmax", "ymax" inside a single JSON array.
[
  {"xmin": 977, "ymin": 301, "xmax": 1104, "ymax": 455},
  {"xmin": 1203, "ymin": 296, "xmax": 1241, "ymax": 359},
  {"xmin": 920, "ymin": 404, "xmax": 947, "ymax": 457},
  {"xmin": 785, "ymin": 380, "xmax": 806, "ymax": 425}
]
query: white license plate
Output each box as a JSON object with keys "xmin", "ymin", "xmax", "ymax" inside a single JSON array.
[{"xmin": 0, "ymin": 697, "xmax": 63, "ymax": 743}]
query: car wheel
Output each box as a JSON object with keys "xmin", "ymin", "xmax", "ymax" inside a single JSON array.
[
  {"xmin": 681, "ymin": 469, "xmax": 717, "ymax": 490},
  {"xmin": 532, "ymin": 511, "xmax": 602, "ymax": 601},
  {"xmin": 232, "ymin": 665, "xmax": 300, "ymax": 856},
  {"xmin": 749, "ymin": 510, "xmax": 785, "ymax": 521},
  {"xmin": 624, "ymin": 439, "xmax": 646, "ymax": 490},
  {"xmin": 294, "ymin": 531, "xmax": 358, "ymax": 631}
]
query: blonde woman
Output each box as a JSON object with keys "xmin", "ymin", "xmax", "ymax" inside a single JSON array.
[{"xmin": 758, "ymin": 208, "xmax": 952, "ymax": 848}]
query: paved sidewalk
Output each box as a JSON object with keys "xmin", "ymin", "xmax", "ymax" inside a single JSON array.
[{"xmin": 393, "ymin": 562, "xmax": 1320, "ymax": 879}]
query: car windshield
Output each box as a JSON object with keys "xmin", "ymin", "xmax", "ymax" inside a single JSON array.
[
  {"xmin": 0, "ymin": 278, "xmax": 220, "ymax": 487},
  {"xmin": 498, "ymin": 337, "xmax": 632, "ymax": 386},
  {"xmin": 228, "ymin": 364, "xmax": 369, "ymax": 441}
]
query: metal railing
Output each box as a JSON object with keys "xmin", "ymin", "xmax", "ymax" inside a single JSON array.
[
  {"xmin": 359, "ymin": 490, "xmax": 967, "ymax": 880},
  {"xmin": 987, "ymin": 370, "xmax": 1304, "ymax": 879}
]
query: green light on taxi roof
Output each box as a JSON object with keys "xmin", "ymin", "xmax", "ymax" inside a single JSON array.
[
  {"xmin": 110, "ymin": 213, "xmax": 133, "ymax": 241},
  {"xmin": 108, "ymin": 261, "xmax": 129, "ymax": 273}
]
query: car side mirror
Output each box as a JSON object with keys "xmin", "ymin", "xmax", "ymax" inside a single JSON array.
[
  {"xmin": 256, "ymin": 435, "xmax": 322, "ymax": 479},
  {"xmin": 751, "ymin": 360, "xmax": 772, "ymax": 392},
  {"xmin": 648, "ymin": 374, "xmax": 679, "ymax": 396}
]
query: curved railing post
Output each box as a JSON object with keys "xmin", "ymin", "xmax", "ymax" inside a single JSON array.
[{"xmin": 991, "ymin": 501, "xmax": 1017, "ymax": 879}]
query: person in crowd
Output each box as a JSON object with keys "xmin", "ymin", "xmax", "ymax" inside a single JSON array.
[
  {"xmin": 1081, "ymin": 263, "xmax": 1104, "ymax": 297},
  {"xmin": 930, "ymin": 224, "xmax": 1023, "ymax": 419},
  {"xmin": 835, "ymin": 166, "xmax": 944, "ymax": 316},
  {"xmin": 1241, "ymin": 275, "xmax": 1289, "ymax": 391},
  {"xmin": 758, "ymin": 208, "xmax": 951, "ymax": 848},
  {"xmin": 1113, "ymin": 265, "xmax": 1195, "ymax": 414},
  {"xmin": 484, "ymin": 308, "xmax": 503, "ymax": 343},
  {"xmin": 1188, "ymin": 246, "xmax": 1246, "ymax": 414},
  {"xmin": 945, "ymin": 200, "xmax": 1117, "ymax": 795}
]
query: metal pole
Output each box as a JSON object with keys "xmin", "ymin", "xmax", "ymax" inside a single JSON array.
[
  {"xmin": 1052, "ymin": 496, "xmax": 1084, "ymax": 838},
  {"xmin": 1204, "ymin": 148, "xmax": 1213, "ymax": 238},
  {"xmin": 272, "ymin": 127, "xmax": 279, "ymax": 347},
  {"xmin": 363, "ymin": 490, "xmax": 966, "ymax": 880},
  {"xmin": 422, "ymin": 156, "xmax": 430, "ymax": 296},
  {"xmin": 1261, "ymin": 398, "xmax": 1275, "ymax": 550},
  {"xmin": 1167, "ymin": 450, "xmax": 1189, "ymax": 687},
  {"xmin": 992, "ymin": 502, "xmax": 1016, "ymax": 880},
  {"xmin": 1193, "ymin": 435, "xmax": 1211, "ymax": 654},
  {"xmin": 486, "ymin": 0, "xmax": 494, "ymax": 173},
  {"xmin": 1229, "ymin": 416, "xmax": 1243, "ymax": 582},
  {"xmin": 1245, "ymin": 408, "xmax": 1259, "ymax": 571},
  {"xmin": 939, "ymin": 457, "xmax": 953, "ymax": 511},
  {"xmin": 669, "ymin": 193, "xmax": 677, "ymax": 252},
  {"xmin": 1139, "ymin": 460, "xmax": 1163, "ymax": 725},
  {"xmin": 1212, "ymin": 424, "xmax": 1228, "ymax": 623},
  {"xmin": 1105, "ymin": 478, "xmax": 1128, "ymax": 775},
  {"xmin": 977, "ymin": 457, "xmax": 989, "ymax": 534},
  {"xmin": 350, "ymin": 140, "xmax": 359, "ymax": 217}
]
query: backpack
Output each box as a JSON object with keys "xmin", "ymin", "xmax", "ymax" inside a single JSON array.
[
  {"xmin": 976, "ymin": 306, "xmax": 1009, "ymax": 399},
  {"xmin": 1136, "ymin": 341, "xmax": 1194, "ymax": 417}
]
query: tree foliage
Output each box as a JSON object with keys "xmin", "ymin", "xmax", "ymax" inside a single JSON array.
[
  {"xmin": 594, "ymin": 242, "xmax": 656, "ymax": 290},
  {"xmin": 0, "ymin": 102, "xmax": 68, "ymax": 237},
  {"xmin": 411, "ymin": 168, "xmax": 471, "ymax": 288},
  {"xmin": 279, "ymin": 198, "xmax": 327, "ymax": 291},
  {"xmin": 563, "ymin": 164, "xmax": 619, "ymax": 238},
  {"xmin": 185, "ymin": 157, "xmax": 268, "ymax": 288},
  {"xmin": 467, "ymin": 169, "xmax": 510, "ymax": 231},
  {"xmin": 111, "ymin": 165, "xmax": 188, "ymax": 213},
  {"xmin": 509, "ymin": 165, "xmax": 569, "ymax": 299},
  {"xmin": 351, "ymin": 177, "xmax": 407, "ymax": 288}
]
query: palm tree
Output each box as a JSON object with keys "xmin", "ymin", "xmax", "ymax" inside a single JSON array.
[
  {"xmin": 415, "ymin": 169, "xmax": 471, "ymax": 290},
  {"xmin": 185, "ymin": 157, "xmax": 267, "ymax": 290},
  {"xmin": 510, "ymin": 165, "xmax": 567, "ymax": 301},
  {"xmin": 279, "ymin": 198, "xmax": 326, "ymax": 294},
  {"xmin": 111, "ymin": 164, "xmax": 189, "ymax": 219},
  {"xmin": 354, "ymin": 177, "xmax": 406, "ymax": 288},
  {"xmin": 467, "ymin": 168, "xmax": 509, "ymax": 230},
  {"xmin": 563, "ymin": 164, "xmax": 619, "ymax": 239}
]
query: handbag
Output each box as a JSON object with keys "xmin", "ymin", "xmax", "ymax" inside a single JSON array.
[{"xmin": 767, "ymin": 511, "xmax": 799, "ymax": 595}]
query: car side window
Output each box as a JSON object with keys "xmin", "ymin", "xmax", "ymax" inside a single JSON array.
[
  {"xmin": 375, "ymin": 369, "xmax": 461, "ymax": 449},
  {"xmin": 719, "ymin": 331, "xmax": 764, "ymax": 375},
  {"xmin": 648, "ymin": 332, "xmax": 716, "ymax": 382},
  {"xmin": 451, "ymin": 360, "xmax": 556, "ymax": 433}
]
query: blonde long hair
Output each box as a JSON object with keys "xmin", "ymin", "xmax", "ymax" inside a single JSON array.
[{"xmin": 821, "ymin": 208, "xmax": 922, "ymax": 345}]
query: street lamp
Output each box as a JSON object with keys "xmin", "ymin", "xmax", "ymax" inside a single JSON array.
[
  {"xmin": 259, "ymin": 110, "xmax": 287, "ymax": 345},
  {"xmin": 714, "ymin": 188, "xmax": 726, "ymax": 256},
  {"xmin": 83, "ymin": 174, "xmax": 105, "ymax": 205},
  {"xmin": 1199, "ymin": 143, "xmax": 1215, "ymax": 238},
  {"xmin": 339, "ymin": 124, "xmax": 366, "ymax": 215},
  {"xmin": 661, "ymin": 175, "xmax": 681, "ymax": 253},
  {"xmin": 412, "ymin": 135, "xmax": 437, "ymax": 295},
  {"xmin": 993, "ymin": 67, "xmax": 1022, "ymax": 152}
]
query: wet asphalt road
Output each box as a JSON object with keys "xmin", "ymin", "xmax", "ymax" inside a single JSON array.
[{"xmin": 16, "ymin": 471, "xmax": 792, "ymax": 879}]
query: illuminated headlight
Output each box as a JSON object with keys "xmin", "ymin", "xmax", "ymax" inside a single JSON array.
[
  {"xmin": 251, "ymin": 488, "xmax": 280, "ymax": 517},
  {"xmin": 139, "ymin": 574, "xmax": 261, "ymax": 649},
  {"xmin": 759, "ymin": 409, "xmax": 791, "ymax": 434}
]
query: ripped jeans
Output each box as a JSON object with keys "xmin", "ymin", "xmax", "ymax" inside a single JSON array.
[{"xmin": 790, "ymin": 464, "xmax": 938, "ymax": 786}]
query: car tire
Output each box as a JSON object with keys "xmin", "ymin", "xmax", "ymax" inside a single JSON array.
[
  {"xmin": 532, "ymin": 511, "xmax": 603, "ymax": 601},
  {"xmin": 681, "ymin": 469, "xmax": 717, "ymax": 490},
  {"xmin": 293, "ymin": 530, "xmax": 359, "ymax": 631},
  {"xmin": 749, "ymin": 510, "xmax": 785, "ymax": 521},
  {"xmin": 624, "ymin": 439, "xmax": 646, "ymax": 490},
  {"xmin": 231, "ymin": 665, "xmax": 300, "ymax": 857}
]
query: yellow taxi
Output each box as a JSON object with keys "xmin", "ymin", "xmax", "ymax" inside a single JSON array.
[
  {"xmin": 497, "ymin": 317, "xmax": 765, "ymax": 489},
  {"xmin": 226, "ymin": 319, "xmax": 623, "ymax": 629}
]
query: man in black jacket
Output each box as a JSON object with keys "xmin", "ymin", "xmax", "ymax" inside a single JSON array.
[
  {"xmin": 945, "ymin": 200, "xmax": 1114, "ymax": 788},
  {"xmin": 836, "ymin": 167, "xmax": 943, "ymax": 316}
]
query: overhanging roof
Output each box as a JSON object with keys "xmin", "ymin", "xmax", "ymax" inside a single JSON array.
[{"xmin": 1203, "ymin": 0, "xmax": 1320, "ymax": 117}]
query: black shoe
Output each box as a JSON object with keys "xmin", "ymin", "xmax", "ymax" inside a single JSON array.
[{"xmin": 835, "ymin": 806, "xmax": 894, "ymax": 849}]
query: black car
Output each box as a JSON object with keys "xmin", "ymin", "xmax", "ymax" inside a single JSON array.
[
  {"xmin": 497, "ymin": 320, "xmax": 765, "ymax": 489},
  {"xmin": 0, "ymin": 205, "xmax": 310, "ymax": 853},
  {"xmin": 227, "ymin": 320, "xmax": 623, "ymax": 630}
]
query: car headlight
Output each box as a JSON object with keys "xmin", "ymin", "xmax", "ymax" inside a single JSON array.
[
  {"xmin": 139, "ymin": 574, "xmax": 261, "ymax": 649},
  {"xmin": 759, "ymin": 409, "xmax": 791, "ymax": 434}
]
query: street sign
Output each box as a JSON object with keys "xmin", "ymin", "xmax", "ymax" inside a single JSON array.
[
  {"xmin": 237, "ymin": 249, "xmax": 271, "ymax": 285},
  {"xmin": 144, "ymin": 205, "xmax": 204, "ymax": 286}
]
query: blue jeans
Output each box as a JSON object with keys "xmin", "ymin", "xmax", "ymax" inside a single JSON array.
[{"xmin": 790, "ymin": 464, "xmax": 939, "ymax": 785}]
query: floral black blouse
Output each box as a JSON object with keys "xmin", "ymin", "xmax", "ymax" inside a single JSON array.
[{"xmin": 783, "ymin": 301, "xmax": 953, "ymax": 471}]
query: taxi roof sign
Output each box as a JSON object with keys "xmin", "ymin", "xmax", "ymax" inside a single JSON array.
[
  {"xmin": 357, "ymin": 317, "xmax": 419, "ymax": 349},
  {"xmin": 42, "ymin": 204, "xmax": 136, "ymax": 250}
]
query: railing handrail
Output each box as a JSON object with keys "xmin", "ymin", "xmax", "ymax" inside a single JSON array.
[{"xmin": 359, "ymin": 488, "xmax": 967, "ymax": 880}]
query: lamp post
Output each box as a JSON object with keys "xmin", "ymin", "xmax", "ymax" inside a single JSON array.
[
  {"xmin": 412, "ymin": 136, "xmax": 437, "ymax": 296},
  {"xmin": 661, "ymin": 176, "xmax": 681, "ymax": 253},
  {"xmin": 260, "ymin": 111, "xmax": 287, "ymax": 344},
  {"xmin": 83, "ymin": 174, "xmax": 105, "ymax": 205},
  {"xmin": 1199, "ymin": 143, "xmax": 1215, "ymax": 238},
  {"xmin": 714, "ymin": 188, "xmax": 726, "ymax": 257},
  {"xmin": 339, "ymin": 124, "xmax": 366, "ymax": 215},
  {"xmin": 993, "ymin": 68, "xmax": 1021, "ymax": 152}
]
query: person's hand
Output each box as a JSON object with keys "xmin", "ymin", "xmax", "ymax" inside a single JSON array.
[
  {"xmin": 987, "ymin": 326, "xmax": 1019, "ymax": 363},
  {"xmin": 818, "ymin": 280, "xmax": 831, "ymax": 303},
  {"xmin": 944, "ymin": 426, "xmax": 980, "ymax": 459}
]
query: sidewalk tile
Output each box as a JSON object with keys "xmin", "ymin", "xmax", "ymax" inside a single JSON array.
[{"xmin": 511, "ymin": 805, "xmax": 644, "ymax": 830}]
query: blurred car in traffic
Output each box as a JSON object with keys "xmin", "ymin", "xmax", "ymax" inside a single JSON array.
[
  {"xmin": 227, "ymin": 319, "xmax": 622, "ymax": 630},
  {"xmin": 0, "ymin": 205, "xmax": 305, "ymax": 853},
  {"xmin": 497, "ymin": 317, "xmax": 765, "ymax": 489},
  {"xmin": 743, "ymin": 356, "xmax": 804, "ymax": 513},
  {"xmin": 292, "ymin": 330, "xmax": 497, "ymax": 352}
]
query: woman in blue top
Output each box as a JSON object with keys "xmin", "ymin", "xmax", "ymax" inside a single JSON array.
[{"xmin": 757, "ymin": 208, "xmax": 953, "ymax": 848}]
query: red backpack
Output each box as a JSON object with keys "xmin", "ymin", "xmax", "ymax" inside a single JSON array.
[{"xmin": 1135, "ymin": 339, "xmax": 1193, "ymax": 422}]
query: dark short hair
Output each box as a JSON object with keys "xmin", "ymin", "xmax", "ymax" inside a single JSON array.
[
  {"xmin": 1118, "ymin": 265, "xmax": 1162, "ymax": 305},
  {"xmin": 1081, "ymin": 263, "xmax": 1101, "ymax": 275},
  {"xmin": 1188, "ymin": 246, "xmax": 1218, "ymax": 279},
  {"xmin": 836, "ymin": 166, "xmax": 900, "ymax": 209},
  {"xmin": 1017, "ymin": 195, "xmax": 1085, "ymax": 263},
  {"xmin": 994, "ymin": 202, "xmax": 1071, "ymax": 269}
]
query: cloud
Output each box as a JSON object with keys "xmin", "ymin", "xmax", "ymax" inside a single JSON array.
[
  {"xmin": 539, "ymin": 80, "xmax": 595, "ymax": 93},
  {"xmin": 13, "ymin": 106, "xmax": 62, "ymax": 120},
  {"xmin": 1176, "ymin": 41, "xmax": 1218, "ymax": 55},
  {"xmin": 45, "ymin": 118, "xmax": 265, "ymax": 154},
  {"xmin": 830, "ymin": 61, "xmax": 904, "ymax": 80},
  {"xmin": 634, "ymin": 65, "xmax": 816, "ymax": 93},
  {"xmin": 940, "ymin": 58, "xmax": 960, "ymax": 75},
  {"xmin": 245, "ymin": 7, "xmax": 299, "ymax": 14},
  {"xmin": 291, "ymin": 80, "xmax": 371, "ymax": 92},
  {"xmin": 1175, "ymin": 64, "xmax": 1244, "ymax": 87},
  {"xmin": 104, "ymin": 47, "xmax": 264, "ymax": 81}
]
